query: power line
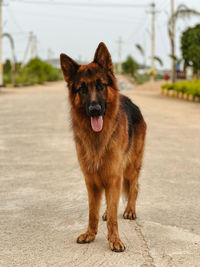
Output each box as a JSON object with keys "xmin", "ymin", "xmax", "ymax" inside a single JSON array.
[
  {"xmin": 7, "ymin": 5, "xmax": 23, "ymax": 32},
  {"xmin": 13, "ymin": 8, "xmax": 147, "ymax": 23},
  {"xmin": 157, "ymin": 0, "xmax": 168, "ymax": 10},
  {"xmin": 8, "ymin": 8, "xmax": 150, "ymax": 24},
  {"xmin": 157, "ymin": 24, "xmax": 168, "ymax": 52},
  {"xmin": 10, "ymin": 0, "xmax": 148, "ymax": 8}
]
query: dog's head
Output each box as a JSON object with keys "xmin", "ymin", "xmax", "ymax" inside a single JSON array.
[{"xmin": 60, "ymin": 42, "xmax": 118, "ymax": 132}]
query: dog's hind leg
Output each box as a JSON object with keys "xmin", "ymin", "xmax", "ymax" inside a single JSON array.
[
  {"xmin": 77, "ymin": 181, "xmax": 103, "ymax": 244},
  {"xmin": 103, "ymin": 163, "xmax": 140, "ymax": 222},
  {"xmin": 123, "ymin": 125, "xmax": 146, "ymax": 220},
  {"xmin": 123, "ymin": 168, "xmax": 140, "ymax": 220},
  {"xmin": 123, "ymin": 146, "xmax": 144, "ymax": 220}
]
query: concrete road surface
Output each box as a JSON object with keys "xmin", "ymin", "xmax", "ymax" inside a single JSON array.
[{"xmin": 0, "ymin": 81, "xmax": 200, "ymax": 267}]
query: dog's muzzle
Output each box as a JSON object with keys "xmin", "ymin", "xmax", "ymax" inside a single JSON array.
[
  {"xmin": 86, "ymin": 101, "xmax": 105, "ymax": 132},
  {"xmin": 88, "ymin": 102, "xmax": 102, "ymax": 117}
]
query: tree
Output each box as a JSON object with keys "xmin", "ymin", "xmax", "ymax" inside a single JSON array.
[
  {"xmin": 168, "ymin": 4, "xmax": 200, "ymax": 83},
  {"xmin": 181, "ymin": 24, "xmax": 200, "ymax": 78},
  {"xmin": 122, "ymin": 55, "xmax": 138, "ymax": 77},
  {"xmin": 3, "ymin": 59, "xmax": 12, "ymax": 84},
  {"xmin": 135, "ymin": 44, "xmax": 145, "ymax": 68},
  {"xmin": 136, "ymin": 44, "xmax": 163, "ymax": 70},
  {"xmin": 154, "ymin": 56, "xmax": 163, "ymax": 67},
  {"xmin": 3, "ymin": 59, "xmax": 12, "ymax": 74}
]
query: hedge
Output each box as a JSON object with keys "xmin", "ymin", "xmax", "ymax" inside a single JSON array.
[{"xmin": 162, "ymin": 80, "xmax": 200, "ymax": 97}]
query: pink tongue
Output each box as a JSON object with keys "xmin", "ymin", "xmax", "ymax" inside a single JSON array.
[{"xmin": 90, "ymin": 116, "xmax": 103, "ymax": 132}]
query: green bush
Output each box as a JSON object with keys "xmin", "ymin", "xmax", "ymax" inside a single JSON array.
[
  {"xmin": 122, "ymin": 55, "xmax": 138, "ymax": 77},
  {"xmin": 155, "ymin": 73, "xmax": 164, "ymax": 80},
  {"xmin": 3, "ymin": 57, "xmax": 62, "ymax": 86},
  {"xmin": 3, "ymin": 59, "xmax": 12, "ymax": 84},
  {"xmin": 135, "ymin": 73, "xmax": 150, "ymax": 84},
  {"xmin": 135, "ymin": 73, "xmax": 163, "ymax": 85},
  {"xmin": 162, "ymin": 80, "xmax": 200, "ymax": 96},
  {"xmin": 162, "ymin": 83, "xmax": 174, "ymax": 90}
]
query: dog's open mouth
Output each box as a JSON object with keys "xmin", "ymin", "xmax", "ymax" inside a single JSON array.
[{"xmin": 90, "ymin": 116, "xmax": 103, "ymax": 132}]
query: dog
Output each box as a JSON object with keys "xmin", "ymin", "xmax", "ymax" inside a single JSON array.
[{"xmin": 60, "ymin": 42, "xmax": 146, "ymax": 252}]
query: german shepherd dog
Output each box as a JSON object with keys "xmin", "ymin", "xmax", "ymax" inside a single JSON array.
[{"xmin": 60, "ymin": 43, "xmax": 146, "ymax": 252}]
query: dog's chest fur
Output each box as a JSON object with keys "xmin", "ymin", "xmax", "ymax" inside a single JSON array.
[{"xmin": 74, "ymin": 124, "xmax": 119, "ymax": 173}]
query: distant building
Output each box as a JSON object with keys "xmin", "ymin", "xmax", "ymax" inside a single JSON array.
[{"xmin": 137, "ymin": 64, "xmax": 150, "ymax": 74}]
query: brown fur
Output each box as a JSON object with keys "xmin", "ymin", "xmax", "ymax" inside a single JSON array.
[{"xmin": 60, "ymin": 42, "xmax": 146, "ymax": 252}]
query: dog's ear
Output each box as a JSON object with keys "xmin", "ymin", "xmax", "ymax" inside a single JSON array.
[
  {"xmin": 60, "ymin": 53, "xmax": 79, "ymax": 83},
  {"xmin": 93, "ymin": 42, "xmax": 113, "ymax": 72}
]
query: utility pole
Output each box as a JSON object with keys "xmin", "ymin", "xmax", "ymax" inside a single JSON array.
[
  {"xmin": 47, "ymin": 48, "xmax": 54, "ymax": 63},
  {"xmin": 117, "ymin": 36, "xmax": 122, "ymax": 74},
  {"xmin": 0, "ymin": 0, "xmax": 3, "ymax": 86},
  {"xmin": 22, "ymin": 31, "xmax": 38, "ymax": 67},
  {"xmin": 31, "ymin": 34, "xmax": 37, "ymax": 58},
  {"xmin": 150, "ymin": 3, "xmax": 155, "ymax": 81},
  {"xmin": 171, "ymin": 0, "xmax": 175, "ymax": 83},
  {"xmin": 147, "ymin": 3, "xmax": 160, "ymax": 81},
  {"xmin": 22, "ymin": 32, "xmax": 32, "ymax": 68},
  {"xmin": 30, "ymin": 32, "xmax": 35, "ymax": 59}
]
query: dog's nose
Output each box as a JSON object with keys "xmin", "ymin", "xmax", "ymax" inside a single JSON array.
[
  {"xmin": 89, "ymin": 103, "xmax": 101, "ymax": 112},
  {"xmin": 88, "ymin": 102, "xmax": 102, "ymax": 116}
]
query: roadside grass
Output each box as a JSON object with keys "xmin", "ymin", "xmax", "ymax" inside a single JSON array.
[{"xmin": 136, "ymin": 73, "xmax": 164, "ymax": 84}]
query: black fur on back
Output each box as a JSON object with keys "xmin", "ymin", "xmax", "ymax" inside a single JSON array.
[{"xmin": 119, "ymin": 95, "xmax": 143, "ymax": 151}]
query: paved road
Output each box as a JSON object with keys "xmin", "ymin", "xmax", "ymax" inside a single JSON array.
[{"xmin": 0, "ymin": 81, "xmax": 200, "ymax": 267}]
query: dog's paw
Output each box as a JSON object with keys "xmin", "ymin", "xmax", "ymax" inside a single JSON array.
[
  {"xmin": 123, "ymin": 208, "xmax": 136, "ymax": 220},
  {"xmin": 109, "ymin": 237, "xmax": 126, "ymax": 252},
  {"xmin": 102, "ymin": 210, "xmax": 107, "ymax": 221},
  {"xmin": 77, "ymin": 232, "xmax": 96, "ymax": 244}
]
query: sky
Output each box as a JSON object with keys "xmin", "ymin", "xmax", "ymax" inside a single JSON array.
[{"xmin": 3, "ymin": 0, "xmax": 200, "ymax": 69}]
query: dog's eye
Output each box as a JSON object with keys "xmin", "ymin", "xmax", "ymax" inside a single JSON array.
[{"xmin": 96, "ymin": 79, "xmax": 104, "ymax": 92}]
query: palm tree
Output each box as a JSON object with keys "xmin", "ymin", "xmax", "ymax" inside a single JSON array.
[
  {"xmin": 136, "ymin": 44, "xmax": 163, "ymax": 75},
  {"xmin": 168, "ymin": 4, "xmax": 200, "ymax": 83},
  {"xmin": 154, "ymin": 56, "xmax": 163, "ymax": 67},
  {"xmin": 135, "ymin": 44, "xmax": 145, "ymax": 69}
]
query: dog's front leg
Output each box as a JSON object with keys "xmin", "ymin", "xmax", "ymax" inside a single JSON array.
[
  {"xmin": 105, "ymin": 177, "xmax": 125, "ymax": 252},
  {"xmin": 77, "ymin": 180, "xmax": 103, "ymax": 244}
]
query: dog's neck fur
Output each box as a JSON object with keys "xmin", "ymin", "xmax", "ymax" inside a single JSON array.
[{"xmin": 70, "ymin": 91, "xmax": 119, "ymax": 169}]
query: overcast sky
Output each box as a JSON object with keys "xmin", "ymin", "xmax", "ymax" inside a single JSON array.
[{"xmin": 3, "ymin": 0, "xmax": 200, "ymax": 69}]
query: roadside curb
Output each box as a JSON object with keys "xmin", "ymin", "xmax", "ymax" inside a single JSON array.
[{"xmin": 161, "ymin": 88, "xmax": 200, "ymax": 103}]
